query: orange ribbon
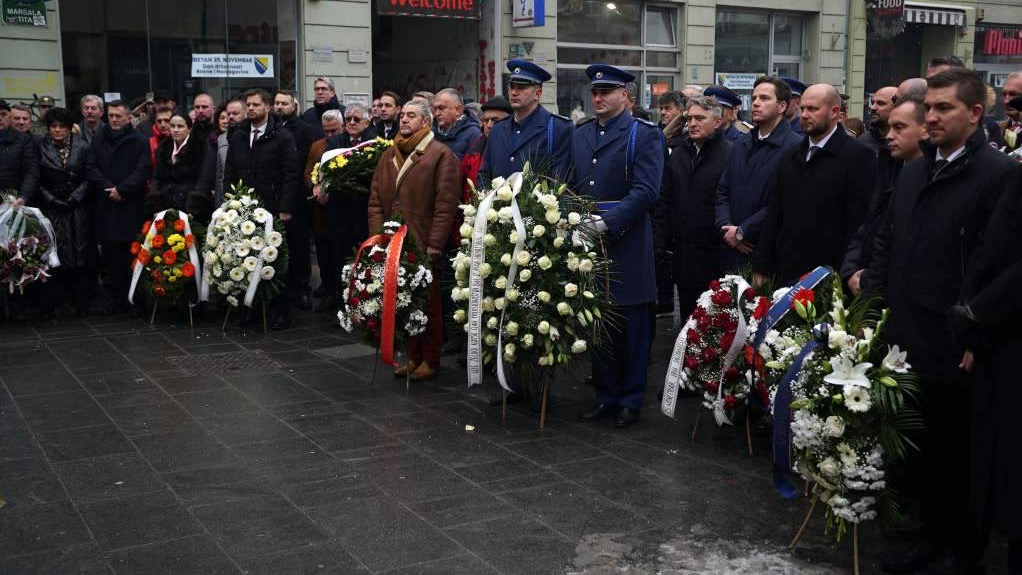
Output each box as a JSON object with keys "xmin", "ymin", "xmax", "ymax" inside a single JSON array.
[{"xmin": 380, "ymin": 225, "xmax": 408, "ymax": 366}]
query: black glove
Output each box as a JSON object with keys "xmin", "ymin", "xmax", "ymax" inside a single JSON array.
[{"xmin": 948, "ymin": 304, "xmax": 977, "ymax": 344}]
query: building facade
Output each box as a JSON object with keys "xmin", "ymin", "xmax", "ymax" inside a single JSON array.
[{"xmin": 0, "ymin": 0, "xmax": 1018, "ymax": 125}]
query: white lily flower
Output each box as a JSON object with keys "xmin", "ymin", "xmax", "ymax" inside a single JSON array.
[
  {"xmin": 881, "ymin": 345, "xmax": 911, "ymax": 374},
  {"xmin": 824, "ymin": 356, "xmax": 873, "ymax": 388}
]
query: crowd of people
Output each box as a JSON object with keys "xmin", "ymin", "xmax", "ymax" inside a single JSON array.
[{"xmin": 2, "ymin": 54, "xmax": 1022, "ymax": 574}]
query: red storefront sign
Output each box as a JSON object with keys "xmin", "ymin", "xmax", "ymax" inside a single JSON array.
[
  {"xmin": 981, "ymin": 27, "xmax": 1022, "ymax": 56},
  {"xmin": 377, "ymin": 0, "xmax": 480, "ymax": 19}
]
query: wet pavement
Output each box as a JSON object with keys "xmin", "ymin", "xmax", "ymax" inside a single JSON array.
[{"xmin": 0, "ymin": 306, "xmax": 1006, "ymax": 574}]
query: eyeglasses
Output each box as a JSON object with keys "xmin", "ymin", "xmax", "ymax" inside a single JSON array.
[
  {"xmin": 481, "ymin": 117, "xmax": 502, "ymax": 124},
  {"xmin": 343, "ymin": 117, "xmax": 364, "ymax": 123}
]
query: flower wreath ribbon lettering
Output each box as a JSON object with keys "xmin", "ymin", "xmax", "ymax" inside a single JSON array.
[
  {"xmin": 347, "ymin": 226, "xmax": 409, "ymax": 367},
  {"xmin": 198, "ymin": 206, "xmax": 274, "ymax": 306},
  {"xmin": 466, "ymin": 172, "xmax": 526, "ymax": 392},
  {"xmin": 129, "ymin": 209, "xmax": 201, "ymax": 304},
  {"xmin": 661, "ymin": 277, "xmax": 751, "ymax": 425}
]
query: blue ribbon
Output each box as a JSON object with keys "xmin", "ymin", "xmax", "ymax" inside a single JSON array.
[
  {"xmin": 752, "ymin": 266, "xmax": 831, "ymax": 350},
  {"xmin": 595, "ymin": 201, "xmax": 619, "ymax": 213},
  {"xmin": 772, "ymin": 339, "xmax": 818, "ymax": 498}
]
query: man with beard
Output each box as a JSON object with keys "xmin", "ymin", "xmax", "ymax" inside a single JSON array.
[
  {"xmin": 368, "ymin": 100, "xmax": 460, "ymax": 381},
  {"xmin": 842, "ymin": 97, "xmax": 928, "ymax": 295},
  {"xmin": 752, "ymin": 84, "xmax": 876, "ymax": 285},
  {"xmin": 224, "ymin": 89, "xmax": 301, "ymax": 329},
  {"xmin": 865, "ymin": 68, "xmax": 1021, "ymax": 574},
  {"xmin": 375, "ymin": 91, "xmax": 402, "ymax": 140},
  {"xmin": 860, "ymin": 86, "xmax": 898, "ymax": 188},
  {"xmin": 191, "ymin": 93, "xmax": 216, "ymax": 141}
]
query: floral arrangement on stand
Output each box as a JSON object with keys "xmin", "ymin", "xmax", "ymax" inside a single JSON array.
[
  {"xmin": 199, "ymin": 184, "xmax": 288, "ymax": 323},
  {"xmin": 310, "ymin": 138, "xmax": 393, "ymax": 199},
  {"xmin": 337, "ymin": 219, "xmax": 433, "ymax": 365},
  {"xmin": 0, "ymin": 194, "xmax": 59, "ymax": 294},
  {"xmin": 451, "ymin": 165, "xmax": 612, "ymax": 427},
  {"xmin": 661, "ymin": 275, "xmax": 770, "ymax": 431},
  {"xmin": 767, "ymin": 279, "xmax": 921, "ymax": 575},
  {"xmin": 128, "ymin": 210, "xmax": 202, "ymax": 310}
]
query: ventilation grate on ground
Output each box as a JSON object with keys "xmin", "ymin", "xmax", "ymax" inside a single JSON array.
[{"xmin": 166, "ymin": 350, "xmax": 282, "ymax": 375}]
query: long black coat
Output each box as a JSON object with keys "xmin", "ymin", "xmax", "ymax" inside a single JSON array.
[
  {"xmin": 864, "ymin": 127, "xmax": 1022, "ymax": 383},
  {"xmin": 0, "ymin": 128, "xmax": 39, "ymax": 199},
  {"xmin": 324, "ymin": 128, "xmax": 379, "ymax": 247},
  {"xmin": 300, "ymin": 96, "xmax": 343, "ymax": 139},
  {"xmin": 149, "ymin": 136, "xmax": 215, "ymax": 221},
  {"xmin": 753, "ymin": 126, "xmax": 876, "ymax": 283},
  {"xmin": 656, "ymin": 132, "xmax": 732, "ymax": 290},
  {"xmin": 85, "ymin": 125, "xmax": 152, "ymax": 243},
  {"xmin": 34, "ymin": 135, "xmax": 95, "ymax": 268},
  {"xmin": 223, "ymin": 117, "xmax": 300, "ymax": 215},
  {"xmin": 959, "ymin": 179, "xmax": 1022, "ymax": 537}
]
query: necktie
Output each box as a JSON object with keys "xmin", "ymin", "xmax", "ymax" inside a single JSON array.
[
  {"xmin": 250, "ymin": 127, "xmax": 260, "ymax": 148},
  {"xmin": 807, "ymin": 145, "xmax": 821, "ymax": 162}
]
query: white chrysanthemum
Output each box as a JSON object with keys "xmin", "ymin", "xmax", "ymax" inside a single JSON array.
[
  {"xmin": 261, "ymin": 246, "xmax": 278, "ymax": 263},
  {"xmin": 568, "ymin": 212, "xmax": 582, "ymax": 225},
  {"xmin": 249, "ymin": 235, "xmax": 265, "ymax": 250},
  {"xmin": 515, "ymin": 251, "xmax": 531, "ymax": 266},
  {"xmin": 252, "ymin": 208, "xmax": 270, "ymax": 223},
  {"xmin": 268, "ymin": 231, "xmax": 283, "ymax": 247},
  {"xmin": 240, "ymin": 221, "xmax": 257, "ymax": 235},
  {"xmin": 235, "ymin": 245, "xmax": 250, "ymax": 257},
  {"xmin": 243, "ymin": 256, "xmax": 259, "ymax": 272},
  {"xmin": 226, "ymin": 295, "xmax": 239, "ymax": 307},
  {"xmin": 220, "ymin": 252, "xmax": 234, "ymax": 265},
  {"xmin": 204, "ymin": 252, "xmax": 217, "ymax": 266},
  {"xmin": 229, "ymin": 267, "xmax": 245, "ymax": 281},
  {"xmin": 843, "ymin": 385, "xmax": 872, "ymax": 413}
]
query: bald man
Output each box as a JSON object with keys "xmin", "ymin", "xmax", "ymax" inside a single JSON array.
[
  {"xmin": 896, "ymin": 77, "xmax": 928, "ymax": 103},
  {"xmin": 860, "ymin": 86, "xmax": 898, "ymax": 189},
  {"xmin": 752, "ymin": 84, "xmax": 878, "ymax": 284}
]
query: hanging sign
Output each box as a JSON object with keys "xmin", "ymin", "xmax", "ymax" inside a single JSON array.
[
  {"xmin": 715, "ymin": 73, "xmax": 759, "ymax": 91},
  {"xmin": 377, "ymin": 0, "xmax": 480, "ymax": 20},
  {"xmin": 865, "ymin": 0, "xmax": 905, "ymax": 39},
  {"xmin": 2, "ymin": 0, "xmax": 47, "ymax": 26},
  {"xmin": 512, "ymin": 0, "xmax": 545, "ymax": 28},
  {"xmin": 191, "ymin": 54, "xmax": 274, "ymax": 78}
]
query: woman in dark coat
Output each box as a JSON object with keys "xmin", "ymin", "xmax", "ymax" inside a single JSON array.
[
  {"xmin": 33, "ymin": 107, "xmax": 95, "ymax": 318},
  {"xmin": 147, "ymin": 112, "xmax": 214, "ymax": 222}
]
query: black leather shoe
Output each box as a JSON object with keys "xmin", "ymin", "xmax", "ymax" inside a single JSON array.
[
  {"xmin": 614, "ymin": 407, "xmax": 640, "ymax": 427},
  {"xmin": 489, "ymin": 393, "xmax": 524, "ymax": 407},
  {"xmin": 270, "ymin": 314, "xmax": 293, "ymax": 330},
  {"xmin": 298, "ymin": 294, "xmax": 312, "ymax": 310},
  {"xmin": 880, "ymin": 544, "xmax": 938, "ymax": 573},
  {"xmin": 579, "ymin": 404, "xmax": 617, "ymax": 421},
  {"xmin": 583, "ymin": 375, "xmax": 594, "ymax": 386}
]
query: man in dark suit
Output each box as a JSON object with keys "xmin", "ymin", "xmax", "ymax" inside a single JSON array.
[
  {"xmin": 866, "ymin": 68, "xmax": 1021, "ymax": 575},
  {"xmin": 572, "ymin": 64, "xmax": 665, "ymax": 428},
  {"xmin": 656, "ymin": 94, "xmax": 732, "ymax": 319},
  {"xmin": 224, "ymin": 89, "xmax": 301, "ymax": 329},
  {"xmin": 752, "ymin": 84, "xmax": 876, "ymax": 285},
  {"xmin": 375, "ymin": 92, "xmax": 402, "ymax": 140}
]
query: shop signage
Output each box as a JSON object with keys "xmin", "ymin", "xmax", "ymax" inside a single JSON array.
[
  {"xmin": 377, "ymin": 0, "xmax": 480, "ymax": 20},
  {"xmin": 865, "ymin": 0, "xmax": 905, "ymax": 39},
  {"xmin": 2, "ymin": 0, "xmax": 47, "ymax": 26},
  {"xmin": 507, "ymin": 42, "xmax": 534, "ymax": 59},
  {"xmin": 512, "ymin": 0, "xmax": 544, "ymax": 28},
  {"xmin": 191, "ymin": 54, "xmax": 274, "ymax": 78},
  {"xmin": 715, "ymin": 73, "xmax": 759, "ymax": 91},
  {"xmin": 980, "ymin": 27, "xmax": 1022, "ymax": 57}
]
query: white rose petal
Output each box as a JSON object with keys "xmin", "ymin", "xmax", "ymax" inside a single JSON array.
[
  {"xmin": 564, "ymin": 283, "xmax": 578, "ymax": 297},
  {"xmin": 568, "ymin": 212, "xmax": 582, "ymax": 225},
  {"xmin": 538, "ymin": 256, "xmax": 553, "ymax": 270}
]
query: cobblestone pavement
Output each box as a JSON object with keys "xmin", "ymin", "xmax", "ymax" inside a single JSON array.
[{"xmin": 0, "ymin": 306, "xmax": 1007, "ymax": 574}]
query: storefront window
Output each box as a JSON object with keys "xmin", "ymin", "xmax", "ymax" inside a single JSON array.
[
  {"xmin": 59, "ymin": 0, "xmax": 298, "ymax": 114},
  {"xmin": 556, "ymin": 0, "xmax": 679, "ymax": 117}
]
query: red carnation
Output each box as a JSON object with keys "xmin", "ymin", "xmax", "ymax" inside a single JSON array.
[
  {"xmin": 141, "ymin": 220, "xmax": 152, "ymax": 234},
  {"xmin": 406, "ymin": 251, "xmax": 417, "ymax": 263},
  {"xmin": 351, "ymin": 297, "xmax": 361, "ymax": 307},
  {"xmin": 724, "ymin": 394, "xmax": 737, "ymax": 410},
  {"xmin": 711, "ymin": 290, "xmax": 732, "ymax": 306},
  {"xmin": 720, "ymin": 332, "xmax": 735, "ymax": 352},
  {"xmin": 686, "ymin": 329, "xmax": 701, "ymax": 344},
  {"xmin": 692, "ymin": 307, "xmax": 706, "ymax": 320},
  {"xmin": 371, "ymin": 252, "xmax": 384, "ymax": 263},
  {"xmin": 704, "ymin": 381, "xmax": 720, "ymax": 394},
  {"xmin": 163, "ymin": 250, "xmax": 177, "ymax": 265},
  {"xmin": 154, "ymin": 219, "xmax": 166, "ymax": 231},
  {"xmin": 173, "ymin": 219, "xmax": 186, "ymax": 232},
  {"xmin": 791, "ymin": 287, "xmax": 815, "ymax": 310},
  {"xmin": 709, "ymin": 280, "xmax": 721, "ymax": 291},
  {"xmin": 744, "ymin": 287, "xmax": 756, "ymax": 301},
  {"xmin": 700, "ymin": 346, "xmax": 718, "ymax": 363},
  {"xmin": 724, "ymin": 366, "xmax": 740, "ymax": 382},
  {"xmin": 753, "ymin": 297, "xmax": 770, "ymax": 320},
  {"xmin": 712, "ymin": 312, "xmax": 730, "ymax": 328},
  {"xmin": 684, "ymin": 355, "xmax": 700, "ymax": 371},
  {"xmin": 696, "ymin": 314, "xmax": 712, "ymax": 331}
]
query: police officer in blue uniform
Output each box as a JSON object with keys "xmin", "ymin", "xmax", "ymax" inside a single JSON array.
[
  {"xmin": 478, "ymin": 59, "xmax": 574, "ymax": 186},
  {"xmin": 704, "ymin": 85, "xmax": 750, "ymax": 142},
  {"xmin": 782, "ymin": 77, "xmax": 807, "ymax": 135},
  {"xmin": 572, "ymin": 64, "xmax": 665, "ymax": 427}
]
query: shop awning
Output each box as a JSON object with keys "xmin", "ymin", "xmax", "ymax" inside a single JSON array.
[{"xmin": 904, "ymin": 3, "xmax": 966, "ymax": 26}]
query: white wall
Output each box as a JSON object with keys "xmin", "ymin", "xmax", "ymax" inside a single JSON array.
[{"xmin": 0, "ymin": 2, "xmax": 66, "ymax": 107}]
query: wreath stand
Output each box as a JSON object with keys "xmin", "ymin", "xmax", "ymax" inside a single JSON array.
[
  {"xmin": 220, "ymin": 302, "xmax": 269, "ymax": 333},
  {"xmin": 499, "ymin": 371, "xmax": 552, "ymax": 430},
  {"xmin": 689, "ymin": 405, "xmax": 755, "ymax": 457},
  {"xmin": 788, "ymin": 496, "xmax": 861, "ymax": 575}
]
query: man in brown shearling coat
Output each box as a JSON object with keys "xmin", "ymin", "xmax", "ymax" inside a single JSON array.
[{"xmin": 369, "ymin": 100, "xmax": 461, "ymax": 380}]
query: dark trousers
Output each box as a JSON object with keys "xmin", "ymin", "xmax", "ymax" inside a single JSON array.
[
  {"xmin": 284, "ymin": 212, "xmax": 310, "ymax": 295},
  {"xmin": 313, "ymin": 235, "xmax": 337, "ymax": 293},
  {"xmin": 41, "ymin": 266, "xmax": 95, "ymax": 311},
  {"xmin": 592, "ymin": 303, "xmax": 653, "ymax": 410},
  {"xmin": 99, "ymin": 241, "xmax": 132, "ymax": 307},
  {"xmin": 919, "ymin": 379, "xmax": 985, "ymax": 559},
  {"xmin": 408, "ymin": 264, "xmax": 443, "ymax": 368}
]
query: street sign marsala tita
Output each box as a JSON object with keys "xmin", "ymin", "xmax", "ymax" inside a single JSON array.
[{"xmin": 377, "ymin": 0, "xmax": 480, "ymax": 19}]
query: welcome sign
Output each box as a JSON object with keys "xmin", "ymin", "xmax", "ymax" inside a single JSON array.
[
  {"xmin": 377, "ymin": 0, "xmax": 480, "ymax": 19},
  {"xmin": 191, "ymin": 54, "xmax": 274, "ymax": 78}
]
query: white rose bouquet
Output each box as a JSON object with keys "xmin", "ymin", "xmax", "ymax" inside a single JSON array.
[
  {"xmin": 200, "ymin": 183, "xmax": 289, "ymax": 309},
  {"xmin": 337, "ymin": 220, "xmax": 432, "ymax": 359},
  {"xmin": 452, "ymin": 164, "xmax": 612, "ymax": 398}
]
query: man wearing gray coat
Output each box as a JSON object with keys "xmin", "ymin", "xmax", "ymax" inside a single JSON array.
[{"xmin": 215, "ymin": 99, "xmax": 244, "ymax": 205}]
